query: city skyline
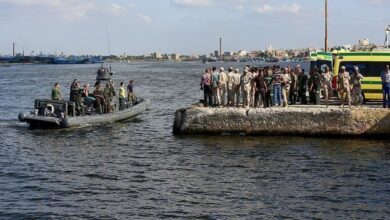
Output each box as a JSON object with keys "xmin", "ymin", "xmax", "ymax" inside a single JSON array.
[{"xmin": 0, "ymin": 0, "xmax": 389, "ymax": 56}]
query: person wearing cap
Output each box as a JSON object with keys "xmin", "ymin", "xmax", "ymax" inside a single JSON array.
[
  {"xmin": 337, "ymin": 66, "xmax": 351, "ymax": 108},
  {"xmin": 232, "ymin": 69, "xmax": 241, "ymax": 107},
  {"xmin": 219, "ymin": 67, "xmax": 228, "ymax": 106},
  {"xmin": 210, "ymin": 67, "xmax": 220, "ymax": 106},
  {"xmin": 381, "ymin": 65, "xmax": 390, "ymax": 108},
  {"xmin": 321, "ymin": 65, "xmax": 334, "ymax": 107},
  {"xmin": 350, "ymin": 66, "xmax": 364, "ymax": 106},
  {"xmin": 226, "ymin": 67, "xmax": 235, "ymax": 106},
  {"xmin": 200, "ymin": 68, "xmax": 212, "ymax": 107},
  {"xmin": 241, "ymin": 69, "xmax": 251, "ymax": 108}
]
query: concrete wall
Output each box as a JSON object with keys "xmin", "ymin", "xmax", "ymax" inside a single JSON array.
[{"xmin": 173, "ymin": 106, "xmax": 390, "ymax": 136}]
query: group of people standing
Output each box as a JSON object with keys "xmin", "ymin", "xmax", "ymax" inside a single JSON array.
[
  {"xmin": 51, "ymin": 79, "xmax": 136, "ymax": 115},
  {"xmin": 200, "ymin": 64, "xmax": 369, "ymax": 108}
]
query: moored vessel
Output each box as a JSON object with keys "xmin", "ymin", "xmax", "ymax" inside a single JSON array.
[{"xmin": 18, "ymin": 66, "xmax": 150, "ymax": 129}]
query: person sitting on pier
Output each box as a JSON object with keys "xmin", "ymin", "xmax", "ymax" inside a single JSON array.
[{"xmin": 51, "ymin": 82, "xmax": 63, "ymax": 100}]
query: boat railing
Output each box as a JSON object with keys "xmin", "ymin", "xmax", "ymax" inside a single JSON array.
[{"xmin": 34, "ymin": 99, "xmax": 76, "ymax": 118}]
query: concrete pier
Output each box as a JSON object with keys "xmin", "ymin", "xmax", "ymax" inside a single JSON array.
[{"xmin": 173, "ymin": 106, "xmax": 390, "ymax": 137}]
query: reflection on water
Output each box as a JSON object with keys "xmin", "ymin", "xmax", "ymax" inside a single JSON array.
[{"xmin": 0, "ymin": 63, "xmax": 389, "ymax": 219}]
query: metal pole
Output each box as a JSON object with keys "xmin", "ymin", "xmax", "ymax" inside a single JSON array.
[
  {"xmin": 106, "ymin": 23, "xmax": 111, "ymax": 56},
  {"xmin": 219, "ymin": 37, "xmax": 222, "ymax": 61},
  {"xmin": 325, "ymin": 0, "xmax": 328, "ymax": 52}
]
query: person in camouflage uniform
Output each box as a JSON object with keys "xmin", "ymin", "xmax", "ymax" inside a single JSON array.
[
  {"xmin": 337, "ymin": 66, "xmax": 351, "ymax": 108},
  {"xmin": 350, "ymin": 66, "xmax": 364, "ymax": 107},
  {"xmin": 321, "ymin": 66, "xmax": 334, "ymax": 107}
]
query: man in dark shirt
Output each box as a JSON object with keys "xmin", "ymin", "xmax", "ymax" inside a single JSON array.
[
  {"xmin": 127, "ymin": 80, "xmax": 135, "ymax": 106},
  {"xmin": 69, "ymin": 79, "xmax": 78, "ymax": 101},
  {"xmin": 255, "ymin": 69, "xmax": 267, "ymax": 108},
  {"xmin": 298, "ymin": 69, "xmax": 308, "ymax": 104}
]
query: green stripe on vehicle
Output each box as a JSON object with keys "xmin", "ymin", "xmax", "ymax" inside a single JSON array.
[{"xmin": 362, "ymin": 81, "xmax": 382, "ymax": 85}]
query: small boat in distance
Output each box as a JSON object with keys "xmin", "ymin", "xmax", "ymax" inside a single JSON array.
[{"xmin": 18, "ymin": 66, "xmax": 150, "ymax": 129}]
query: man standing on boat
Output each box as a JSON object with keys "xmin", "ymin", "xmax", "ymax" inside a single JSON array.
[
  {"xmin": 127, "ymin": 80, "xmax": 135, "ymax": 106},
  {"xmin": 337, "ymin": 66, "xmax": 351, "ymax": 108},
  {"xmin": 69, "ymin": 79, "xmax": 78, "ymax": 102},
  {"xmin": 118, "ymin": 82, "xmax": 126, "ymax": 111},
  {"xmin": 74, "ymin": 81, "xmax": 83, "ymax": 115},
  {"xmin": 381, "ymin": 65, "xmax": 390, "ymax": 108},
  {"xmin": 93, "ymin": 82, "xmax": 104, "ymax": 114},
  {"xmin": 52, "ymin": 82, "xmax": 63, "ymax": 100}
]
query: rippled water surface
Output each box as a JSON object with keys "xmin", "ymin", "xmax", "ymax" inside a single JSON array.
[{"xmin": 0, "ymin": 62, "xmax": 390, "ymax": 219}]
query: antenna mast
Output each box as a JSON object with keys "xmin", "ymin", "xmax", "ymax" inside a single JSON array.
[
  {"xmin": 385, "ymin": 25, "xmax": 390, "ymax": 48},
  {"xmin": 325, "ymin": 0, "xmax": 328, "ymax": 52},
  {"xmin": 106, "ymin": 23, "xmax": 111, "ymax": 56}
]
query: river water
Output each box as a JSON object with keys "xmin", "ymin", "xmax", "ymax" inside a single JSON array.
[{"xmin": 0, "ymin": 62, "xmax": 389, "ymax": 219}]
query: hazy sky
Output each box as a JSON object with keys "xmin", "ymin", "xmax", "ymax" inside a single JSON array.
[{"xmin": 0, "ymin": 0, "xmax": 389, "ymax": 56}]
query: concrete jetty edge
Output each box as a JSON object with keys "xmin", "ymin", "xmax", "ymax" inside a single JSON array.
[{"xmin": 173, "ymin": 106, "xmax": 390, "ymax": 137}]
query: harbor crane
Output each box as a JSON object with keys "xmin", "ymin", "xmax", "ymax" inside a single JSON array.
[{"xmin": 385, "ymin": 25, "xmax": 390, "ymax": 48}]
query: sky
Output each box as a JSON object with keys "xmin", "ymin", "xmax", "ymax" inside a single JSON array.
[{"xmin": 0, "ymin": 0, "xmax": 389, "ymax": 56}]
